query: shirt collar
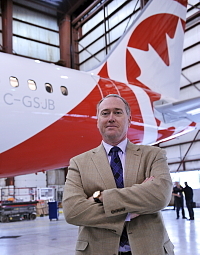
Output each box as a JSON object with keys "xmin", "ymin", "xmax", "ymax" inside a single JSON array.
[{"xmin": 102, "ymin": 138, "xmax": 128, "ymax": 155}]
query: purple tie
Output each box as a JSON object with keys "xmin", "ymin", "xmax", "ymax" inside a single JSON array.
[
  {"xmin": 109, "ymin": 146, "xmax": 129, "ymax": 247},
  {"xmin": 109, "ymin": 146, "xmax": 124, "ymax": 188}
]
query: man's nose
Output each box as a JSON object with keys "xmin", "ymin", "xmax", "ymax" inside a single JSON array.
[{"xmin": 108, "ymin": 113, "xmax": 115, "ymax": 122}]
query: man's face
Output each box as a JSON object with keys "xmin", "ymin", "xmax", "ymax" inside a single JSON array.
[{"xmin": 97, "ymin": 97, "xmax": 131, "ymax": 145}]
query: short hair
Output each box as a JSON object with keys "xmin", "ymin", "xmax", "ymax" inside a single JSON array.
[{"xmin": 96, "ymin": 94, "xmax": 131, "ymax": 116}]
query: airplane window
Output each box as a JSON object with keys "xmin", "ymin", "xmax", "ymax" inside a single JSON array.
[
  {"xmin": 45, "ymin": 83, "xmax": 53, "ymax": 93},
  {"xmin": 28, "ymin": 80, "xmax": 37, "ymax": 90},
  {"xmin": 10, "ymin": 76, "xmax": 19, "ymax": 87},
  {"xmin": 60, "ymin": 86, "xmax": 68, "ymax": 96}
]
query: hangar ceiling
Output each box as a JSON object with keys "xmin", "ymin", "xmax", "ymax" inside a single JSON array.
[{"xmin": 26, "ymin": 0, "xmax": 97, "ymax": 16}]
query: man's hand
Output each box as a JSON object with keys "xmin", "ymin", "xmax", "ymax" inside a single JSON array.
[
  {"xmin": 87, "ymin": 196, "xmax": 94, "ymax": 202},
  {"xmin": 143, "ymin": 176, "xmax": 155, "ymax": 183},
  {"xmin": 172, "ymin": 193, "xmax": 181, "ymax": 197},
  {"xmin": 130, "ymin": 213, "xmax": 139, "ymax": 219}
]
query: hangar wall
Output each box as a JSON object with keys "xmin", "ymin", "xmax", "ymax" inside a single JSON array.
[
  {"xmin": 12, "ymin": 0, "xmax": 60, "ymax": 61},
  {"xmin": 0, "ymin": 0, "xmax": 60, "ymax": 62},
  {"xmin": 76, "ymin": 0, "xmax": 141, "ymax": 71}
]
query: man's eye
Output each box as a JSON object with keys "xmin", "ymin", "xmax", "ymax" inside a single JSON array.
[
  {"xmin": 115, "ymin": 111, "xmax": 122, "ymax": 115},
  {"xmin": 101, "ymin": 112, "xmax": 109, "ymax": 116}
]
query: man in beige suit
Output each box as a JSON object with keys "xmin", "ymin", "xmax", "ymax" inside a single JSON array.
[{"xmin": 63, "ymin": 94, "xmax": 174, "ymax": 255}]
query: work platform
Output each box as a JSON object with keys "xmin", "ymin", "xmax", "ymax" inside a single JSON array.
[{"xmin": 0, "ymin": 201, "xmax": 37, "ymax": 223}]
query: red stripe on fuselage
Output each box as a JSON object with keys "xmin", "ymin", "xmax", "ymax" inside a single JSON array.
[
  {"xmin": 0, "ymin": 86, "xmax": 102, "ymax": 177},
  {"xmin": 173, "ymin": 0, "xmax": 187, "ymax": 7}
]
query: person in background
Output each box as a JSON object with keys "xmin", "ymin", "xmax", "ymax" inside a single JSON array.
[
  {"xmin": 172, "ymin": 182, "xmax": 187, "ymax": 219},
  {"xmin": 183, "ymin": 182, "xmax": 194, "ymax": 220},
  {"xmin": 62, "ymin": 94, "xmax": 174, "ymax": 255}
]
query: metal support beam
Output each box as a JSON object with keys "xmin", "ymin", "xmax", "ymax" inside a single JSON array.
[
  {"xmin": 59, "ymin": 15, "xmax": 71, "ymax": 67},
  {"xmin": 140, "ymin": 0, "xmax": 149, "ymax": 9},
  {"xmin": 72, "ymin": 0, "xmax": 104, "ymax": 26},
  {"xmin": 176, "ymin": 130, "xmax": 200, "ymax": 172},
  {"xmin": 71, "ymin": 26, "xmax": 80, "ymax": 70},
  {"xmin": 1, "ymin": 0, "xmax": 13, "ymax": 53}
]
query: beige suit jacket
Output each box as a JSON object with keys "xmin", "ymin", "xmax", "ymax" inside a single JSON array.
[{"xmin": 63, "ymin": 141, "xmax": 174, "ymax": 255}]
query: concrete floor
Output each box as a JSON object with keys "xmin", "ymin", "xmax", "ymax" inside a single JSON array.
[{"xmin": 0, "ymin": 208, "xmax": 199, "ymax": 255}]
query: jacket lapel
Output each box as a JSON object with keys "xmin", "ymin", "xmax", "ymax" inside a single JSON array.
[
  {"xmin": 91, "ymin": 144, "xmax": 117, "ymax": 189},
  {"xmin": 124, "ymin": 141, "xmax": 142, "ymax": 187}
]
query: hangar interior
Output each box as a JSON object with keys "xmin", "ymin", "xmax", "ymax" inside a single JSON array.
[
  {"xmin": 0, "ymin": 1, "xmax": 200, "ymax": 255},
  {"xmin": 0, "ymin": 0, "xmax": 199, "ymax": 204}
]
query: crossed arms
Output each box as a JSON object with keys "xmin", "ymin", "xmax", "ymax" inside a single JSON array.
[{"xmin": 62, "ymin": 147, "xmax": 172, "ymax": 235}]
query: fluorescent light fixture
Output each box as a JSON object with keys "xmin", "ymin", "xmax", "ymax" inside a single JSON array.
[
  {"xmin": 35, "ymin": 60, "xmax": 41, "ymax": 63},
  {"xmin": 61, "ymin": 75, "xmax": 68, "ymax": 79},
  {"xmin": 187, "ymin": 108, "xmax": 200, "ymax": 115}
]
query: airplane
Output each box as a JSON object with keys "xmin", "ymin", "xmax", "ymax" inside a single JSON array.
[{"xmin": 0, "ymin": 0, "xmax": 200, "ymax": 178}]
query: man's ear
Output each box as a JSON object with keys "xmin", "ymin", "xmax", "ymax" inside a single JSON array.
[{"xmin": 128, "ymin": 115, "xmax": 132, "ymax": 127}]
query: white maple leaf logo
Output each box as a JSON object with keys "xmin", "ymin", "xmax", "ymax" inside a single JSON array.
[{"xmin": 127, "ymin": 18, "xmax": 184, "ymax": 100}]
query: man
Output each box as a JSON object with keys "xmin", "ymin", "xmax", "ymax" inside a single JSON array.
[
  {"xmin": 172, "ymin": 182, "xmax": 186, "ymax": 219},
  {"xmin": 63, "ymin": 94, "xmax": 174, "ymax": 255},
  {"xmin": 183, "ymin": 182, "xmax": 194, "ymax": 220}
]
